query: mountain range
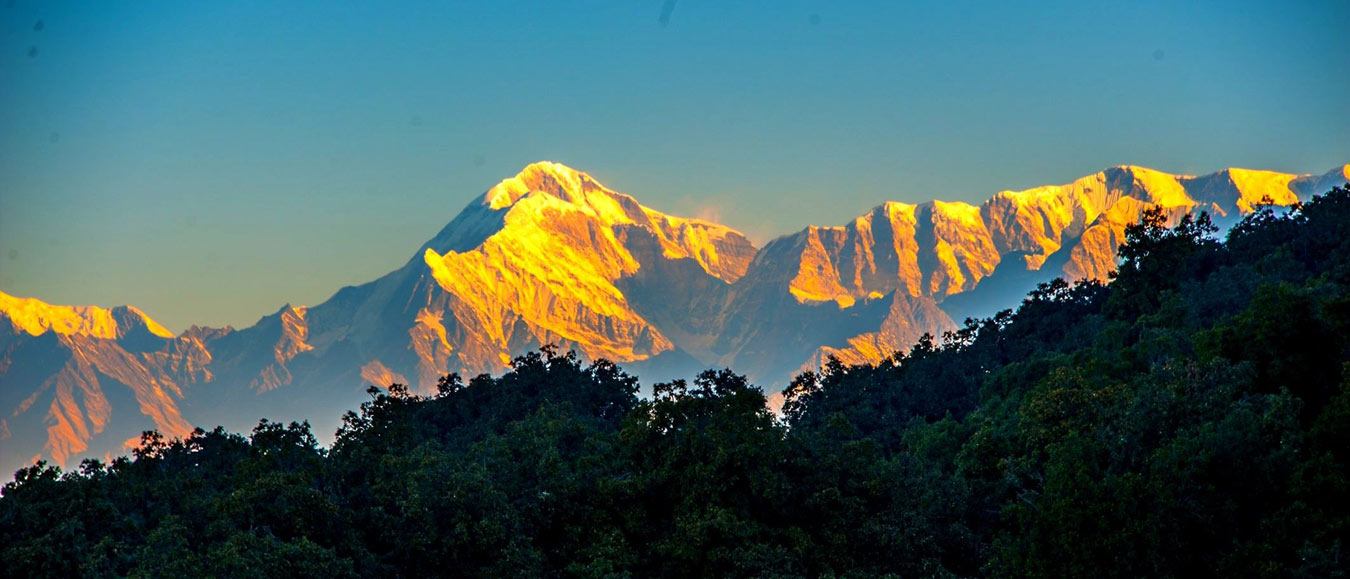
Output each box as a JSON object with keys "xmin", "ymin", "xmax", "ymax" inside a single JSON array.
[{"xmin": 3, "ymin": 161, "xmax": 1347, "ymax": 475}]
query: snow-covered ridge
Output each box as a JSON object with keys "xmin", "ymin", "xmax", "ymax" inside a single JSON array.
[
  {"xmin": 724, "ymin": 163, "xmax": 1342, "ymax": 374},
  {"xmin": 776, "ymin": 162, "xmax": 1343, "ymax": 306},
  {"xmin": 1, "ymin": 160, "xmax": 1344, "ymax": 476},
  {"xmin": 0, "ymin": 290, "xmax": 173, "ymax": 339}
]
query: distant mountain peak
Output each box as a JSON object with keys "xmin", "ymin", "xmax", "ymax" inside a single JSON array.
[
  {"xmin": 0, "ymin": 290, "xmax": 173, "ymax": 339},
  {"xmin": 484, "ymin": 160, "xmax": 606, "ymax": 210},
  {"xmin": 3, "ymin": 161, "xmax": 1343, "ymax": 476}
]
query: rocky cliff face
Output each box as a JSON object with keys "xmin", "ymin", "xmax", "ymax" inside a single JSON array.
[{"xmin": 3, "ymin": 161, "xmax": 1343, "ymax": 475}]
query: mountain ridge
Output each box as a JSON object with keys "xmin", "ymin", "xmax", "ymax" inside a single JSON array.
[{"xmin": 2, "ymin": 161, "xmax": 1345, "ymax": 474}]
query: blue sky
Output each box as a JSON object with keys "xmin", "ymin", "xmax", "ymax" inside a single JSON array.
[{"xmin": 2, "ymin": 0, "xmax": 1347, "ymax": 331}]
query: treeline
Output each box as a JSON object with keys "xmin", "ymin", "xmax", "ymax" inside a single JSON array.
[{"xmin": 3, "ymin": 186, "xmax": 1349, "ymax": 577}]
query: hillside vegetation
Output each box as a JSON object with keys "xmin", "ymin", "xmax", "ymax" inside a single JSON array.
[{"xmin": 3, "ymin": 185, "xmax": 1349, "ymax": 577}]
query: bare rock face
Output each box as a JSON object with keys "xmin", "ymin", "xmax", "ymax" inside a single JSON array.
[{"xmin": 2, "ymin": 161, "xmax": 1341, "ymax": 475}]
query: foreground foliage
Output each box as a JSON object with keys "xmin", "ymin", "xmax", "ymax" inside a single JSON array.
[{"xmin": 4, "ymin": 187, "xmax": 1349, "ymax": 577}]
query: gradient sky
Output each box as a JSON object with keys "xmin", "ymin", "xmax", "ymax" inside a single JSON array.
[{"xmin": 2, "ymin": 0, "xmax": 1347, "ymax": 332}]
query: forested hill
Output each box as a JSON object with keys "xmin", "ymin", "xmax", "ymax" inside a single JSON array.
[{"xmin": 3, "ymin": 185, "xmax": 1349, "ymax": 577}]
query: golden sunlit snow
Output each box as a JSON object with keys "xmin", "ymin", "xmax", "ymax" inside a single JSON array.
[
  {"xmin": 0, "ymin": 291, "xmax": 173, "ymax": 339},
  {"xmin": 2, "ymin": 161, "xmax": 1337, "ymax": 472}
]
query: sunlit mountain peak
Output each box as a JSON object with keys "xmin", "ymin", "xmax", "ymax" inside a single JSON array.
[
  {"xmin": 0, "ymin": 291, "xmax": 173, "ymax": 339},
  {"xmin": 1, "ymin": 161, "xmax": 1340, "ymax": 476},
  {"xmin": 484, "ymin": 160, "xmax": 607, "ymax": 210}
]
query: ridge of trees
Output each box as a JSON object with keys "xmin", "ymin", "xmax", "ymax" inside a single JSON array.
[{"xmin": 3, "ymin": 186, "xmax": 1349, "ymax": 577}]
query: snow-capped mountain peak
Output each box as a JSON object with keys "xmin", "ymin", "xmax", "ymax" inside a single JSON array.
[{"xmin": 2, "ymin": 161, "xmax": 1343, "ymax": 477}]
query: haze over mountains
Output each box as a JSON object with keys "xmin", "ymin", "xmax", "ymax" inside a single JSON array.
[{"xmin": 3, "ymin": 161, "xmax": 1347, "ymax": 475}]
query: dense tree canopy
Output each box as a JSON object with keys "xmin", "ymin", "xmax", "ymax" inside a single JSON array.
[{"xmin": 4, "ymin": 186, "xmax": 1349, "ymax": 577}]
